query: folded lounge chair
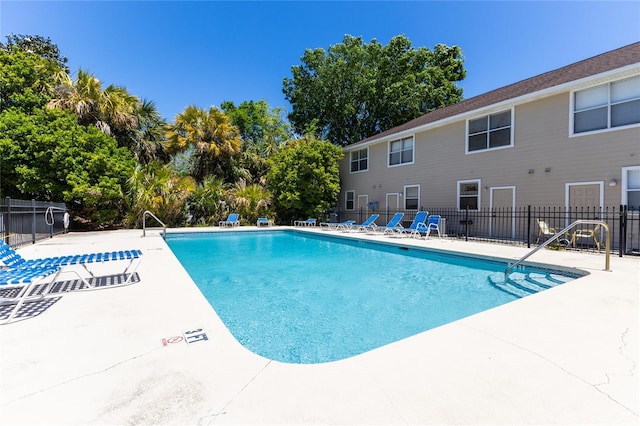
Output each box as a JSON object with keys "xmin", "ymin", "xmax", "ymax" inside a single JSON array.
[
  {"xmin": 535, "ymin": 219, "xmax": 569, "ymax": 246},
  {"xmin": 294, "ymin": 218, "xmax": 317, "ymax": 227},
  {"xmin": 392, "ymin": 211, "xmax": 428, "ymax": 238},
  {"xmin": 219, "ymin": 213, "xmax": 240, "ymax": 227},
  {"xmin": 571, "ymin": 224, "xmax": 601, "ymax": 250},
  {"xmin": 367, "ymin": 212, "xmax": 404, "ymax": 235},
  {"xmin": 340, "ymin": 214, "xmax": 379, "ymax": 232},
  {"xmin": 0, "ymin": 241, "xmax": 142, "ymax": 288},
  {"xmin": 319, "ymin": 220, "xmax": 355, "ymax": 230}
]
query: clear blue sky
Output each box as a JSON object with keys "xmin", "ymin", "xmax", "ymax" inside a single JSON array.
[{"xmin": 2, "ymin": 1, "xmax": 639, "ymax": 122}]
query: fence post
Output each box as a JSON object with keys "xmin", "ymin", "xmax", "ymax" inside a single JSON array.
[
  {"xmin": 3, "ymin": 197, "xmax": 9, "ymax": 244},
  {"xmin": 32, "ymin": 199, "xmax": 37, "ymax": 244},
  {"xmin": 464, "ymin": 206, "xmax": 469, "ymax": 242},
  {"xmin": 527, "ymin": 205, "xmax": 531, "ymax": 248},
  {"xmin": 619, "ymin": 205, "xmax": 626, "ymax": 258}
]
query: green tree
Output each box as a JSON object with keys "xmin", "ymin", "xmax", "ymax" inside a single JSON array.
[
  {"xmin": 283, "ymin": 34, "xmax": 466, "ymax": 145},
  {"xmin": 126, "ymin": 161, "xmax": 196, "ymax": 227},
  {"xmin": 0, "ymin": 47, "xmax": 64, "ymax": 113},
  {"xmin": 266, "ymin": 134, "xmax": 343, "ymax": 222},
  {"xmin": 188, "ymin": 175, "xmax": 227, "ymax": 225},
  {"xmin": 165, "ymin": 105, "xmax": 242, "ymax": 183},
  {"xmin": 118, "ymin": 99, "xmax": 169, "ymax": 165},
  {"xmin": 229, "ymin": 180, "xmax": 272, "ymax": 225},
  {"xmin": 221, "ymin": 100, "xmax": 292, "ymax": 183},
  {"xmin": 0, "ymin": 107, "xmax": 136, "ymax": 225},
  {"xmin": 1, "ymin": 34, "xmax": 69, "ymax": 73},
  {"xmin": 47, "ymin": 68, "xmax": 140, "ymax": 140}
]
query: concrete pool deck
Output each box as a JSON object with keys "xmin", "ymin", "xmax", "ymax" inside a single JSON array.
[{"xmin": 0, "ymin": 227, "xmax": 638, "ymax": 425}]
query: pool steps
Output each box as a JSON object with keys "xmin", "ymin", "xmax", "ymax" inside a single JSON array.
[{"xmin": 488, "ymin": 272, "xmax": 573, "ymax": 299}]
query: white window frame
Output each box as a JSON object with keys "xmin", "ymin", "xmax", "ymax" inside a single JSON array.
[
  {"xmin": 457, "ymin": 179, "xmax": 481, "ymax": 211},
  {"xmin": 387, "ymin": 135, "xmax": 415, "ymax": 167},
  {"xmin": 349, "ymin": 147, "xmax": 369, "ymax": 173},
  {"xmin": 466, "ymin": 108, "xmax": 514, "ymax": 154},
  {"xmin": 570, "ymin": 75, "xmax": 640, "ymax": 137},
  {"xmin": 345, "ymin": 190, "xmax": 355, "ymax": 211},
  {"xmin": 622, "ymin": 165, "xmax": 640, "ymax": 211},
  {"xmin": 403, "ymin": 184, "xmax": 420, "ymax": 210}
]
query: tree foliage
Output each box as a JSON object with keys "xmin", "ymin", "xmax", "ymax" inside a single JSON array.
[
  {"xmin": 266, "ymin": 135, "xmax": 343, "ymax": 222},
  {"xmin": 0, "ymin": 107, "xmax": 136, "ymax": 224},
  {"xmin": 229, "ymin": 179, "xmax": 272, "ymax": 225},
  {"xmin": 0, "ymin": 47, "xmax": 64, "ymax": 113},
  {"xmin": 1, "ymin": 34, "xmax": 69, "ymax": 73},
  {"xmin": 221, "ymin": 100, "xmax": 292, "ymax": 183},
  {"xmin": 126, "ymin": 161, "xmax": 196, "ymax": 227},
  {"xmin": 47, "ymin": 69, "xmax": 140, "ymax": 138},
  {"xmin": 165, "ymin": 105, "xmax": 242, "ymax": 183},
  {"xmin": 187, "ymin": 175, "xmax": 227, "ymax": 225},
  {"xmin": 283, "ymin": 34, "xmax": 466, "ymax": 145}
]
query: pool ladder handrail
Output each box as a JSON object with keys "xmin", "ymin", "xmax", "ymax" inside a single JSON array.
[
  {"xmin": 142, "ymin": 210, "xmax": 166, "ymax": 239},
  {"xmin": 505, "ymin": 220, "xmax": 610, "ymax": 278}
]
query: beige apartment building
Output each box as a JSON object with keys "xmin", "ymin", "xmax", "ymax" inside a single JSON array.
[{"xmin": 338, "ymin": 42, "xmax": 640, "ymax": 245}]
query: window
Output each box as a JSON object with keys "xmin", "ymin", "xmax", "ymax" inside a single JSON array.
[
  {"xmin": 388, "ymin": 136, "xmax": 414, "ymax": 166},
  {"xmin": 345, "ymin": 190, "xmax": 355, "ymax": 210},
  {"xmin": 573, "ymin": 76, "xmax": 640, "ymax": 134},
  {"xmin": 350, "ymin": 148, "xmax": 368, "ymax": 173},
  {"xmin": 458, "ymin": 180, "xmax": 480, "ymax": 210},
  {"xmin": 467, "ymin": 109, "xmax": 513, "ymax": 152},
  {"xmin": 622, "ymin": 166, "xmax": 640, "ymax": 211},
  {"xmin": 404, "ymin": 185, "xmax": 420, "ymax": 210}
]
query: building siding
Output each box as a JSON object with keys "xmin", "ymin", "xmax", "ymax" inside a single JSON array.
[{"xmin": 339, "ymin": 50, "xmax": 640, "ymax": 213}]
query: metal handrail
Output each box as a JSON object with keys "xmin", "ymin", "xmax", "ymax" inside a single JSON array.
[
  {"xmin": 142, "ymin": 210, "xmax": 166, "ymax": 239},
  {"xmin": 505, "ymin": 220, "xmax": 610, "ymax": 278}
]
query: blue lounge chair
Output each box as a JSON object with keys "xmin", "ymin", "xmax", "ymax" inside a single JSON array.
[
  {"xmin": 319, "ymin": 220, "xmax": 355, "ymax": 230},
  {"xmin": 422, "ymin": 215, "xmax": 443, "ymax": 239},
  {"xmin": 393, "ymin": 211, "xmax": 428, "ymax": 238},
  {"xmin": 367, "ymin": 212, "xmax": 405, "ymax": 235},
  {"xmin": 0, "ymin": 265, "xmax": 62, "ymax": 324},
  {"xmin": 0, "ymin": 241, "xmax": 142, "ymax": 287},
  {"xmin": 294, "ymin": 218, "xmax": 317, "ymax": 227},
  {"xmin": 256, "ymin": 217, "xmax": 273, "ymax": 227},
  {"xmin": 219, "ymin": 213, "xmax": 240, "ymax": 227},
  {"xmin": 340, "ymin": 214, "xmax": 379, "ymax": 232}
]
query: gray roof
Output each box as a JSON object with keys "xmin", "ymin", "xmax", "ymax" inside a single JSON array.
[{"xmin": 351, "ymin": 42, "xmax": 640, "ymax": 147}]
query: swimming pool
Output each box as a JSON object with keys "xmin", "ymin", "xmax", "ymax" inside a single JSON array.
[{"xmin": 166, "ymin": 230, "xmax": 584, "ymax": 364}]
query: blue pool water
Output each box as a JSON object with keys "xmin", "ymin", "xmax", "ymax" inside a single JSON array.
[{"xmin": 166, "ymin": 230, "xmax": 581, "ymax": 364}]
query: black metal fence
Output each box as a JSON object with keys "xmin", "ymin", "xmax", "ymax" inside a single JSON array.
[
  {"xmin": 0, "ymin": 197, "xmax": 68, "ymax": 248},
  {"xmin": 331, "ymin": 205, "xmax": 639, "ymax": 257}
]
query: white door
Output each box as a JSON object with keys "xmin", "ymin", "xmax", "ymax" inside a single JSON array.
[
  {"xmin": 385, "ymin": 193, "xmax": 400, "ymax": 211},
  {"xmin": 490, "ymin": 186, "xmax": 515, "ymax": 239}
]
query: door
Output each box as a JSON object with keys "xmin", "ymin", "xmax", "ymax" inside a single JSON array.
[
  {"xmin": 566, "ymin": 182, "xmax": 604, "ymax": 245},
  {"xmin": 568, "ymin": 183, "xmax": 601, "ymax": 209},
  {"xmin": 566, "ymin": 182, "xmax": 603, "ymax": 222},
  {"xmin": 489, "ymin": 186, "xmax": 515, "ymax": 239},
  {"xmin": 385, "ymin": 193, "xmax": 400, "ymax": 211}
]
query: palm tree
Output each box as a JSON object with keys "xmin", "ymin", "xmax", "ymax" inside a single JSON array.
[
  {"xmin": 165, "ymin": 105, "xmax": 242, "ymax": 183},
  {"xmin": 47, "ymin": 68, "xmax": 139, "ymax": 139},
  {"xmin": 188, "ymin": 176, "xmax": 227, "ymax": 225},
  {"xmin": 229, "ymin": 179, "xmax": 272, "ymax": 224},
  {"xmin": 126, "ymin": 161, "xmax": 196, "ymax": 227},
  {"xmin": 122, "ymin": 99, "xmax": 169, "ymax": 165}
]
